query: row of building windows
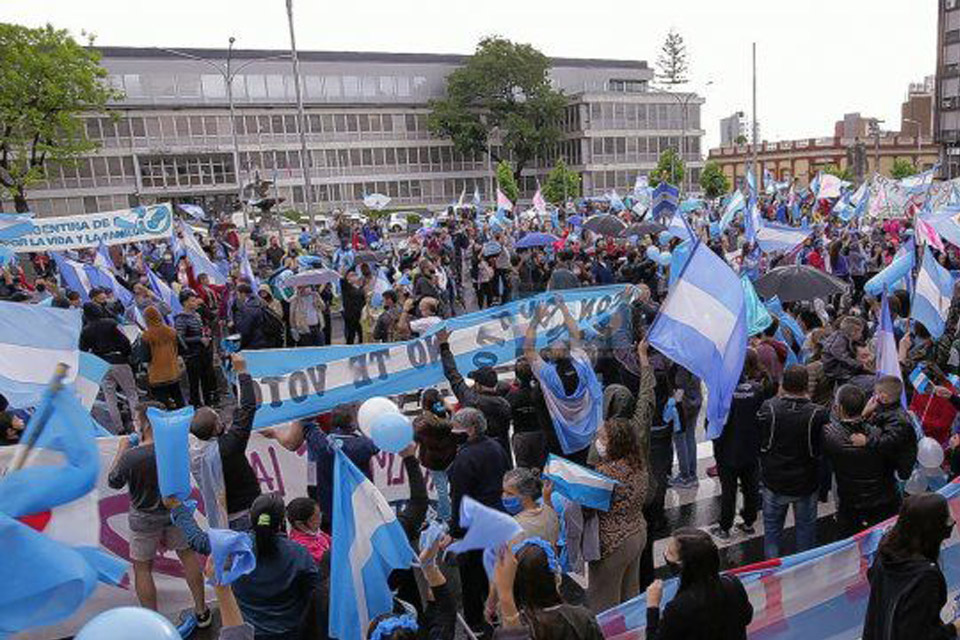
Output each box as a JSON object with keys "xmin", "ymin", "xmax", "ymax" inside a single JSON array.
[
  {"xmin": 589, "ymin": 136, "xmax": 702, "ymax": 164},
  {"xmin": 585, "ymin": 101, "xmax": 700, "ymax": 131},
  {"xmin": 139, "ymin": 154, "xmax": 237, "ymax": 189},
  {"xmin": 112, "ymin": 71, "xmax": 439, "ymax": 103}
]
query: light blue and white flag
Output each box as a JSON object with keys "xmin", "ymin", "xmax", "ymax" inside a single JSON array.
[
  {"xmin": 473, "ymin": 186, "xmax": 482, "ymax": 208},
  {"xmin": 864, "ymin": 240, "xmax": 916, "ymax": 297},
  {"xmin": 52, "ymin": 253, "xmax": 93, "ymax": 299},
  {"xmin": 900, "ymin": 165, "xmax": 939, "ymax": 195},
  {"xmin": 178, "ymin": 220, "xmax": 226, "ymax": 285},
  {"xmin": 911, "ymin": 246, "xmax": 955, "ymax": 339},
  {"xmin": 177, "ymin": 203, "xmax": 208, "ymax": 222},
  {"xmin": 652, "ymin": 182, "xmax": 680, "ymax": 220},
  {"xmin": 242, "ymin": 285, "xmax": 630, "ymax": 427},
  {"xmin": 238, "ymin": 245, "xmax": 259, "ymax": 290},
  {"xmin": 0, "ymin": 212, "xmax": 35, "ymax": 240},
  {"xmin": 668, "ymin": 240, "xmax": 693, "ymax": 290},
  {"xmin": 756, "ymin": 222, "xmax": 813, "ymax": 254},
  {"xmin": 666, "ymin": 210, "xmax": 695, "ymax": 243},
  {"xmin": 876, "ymin": 291, "xmax": 906, "ymax": 408},
  {"xmin": 648, "ymin": 242, "xmax": 748, "ymax": 438},
  {"xmin": 329, "ymin": 447, "xmax": 414, "ymax": 639},
  {"xmin": 75, "ymin": 351, "xmax": 110, "ymax": 412},
  {"xmin": 0, "ymin": 302, "xmax": 81, "ymax": 409},
  {"xmin": 746, "ymin": 166, "xmax": 758, "ymax": 201},
  {"xmin": 146, "ymin": 264, "xmax": 183, "ymax": 317},
  {"xmin": 607, "ymin": 190, "xmax": 625, "ymax": 212},
  {"xmin": 719, "ymin": 190, "xmax": 746, "ymax": 233},
  {"xmin": 742, "ymin": 275, "xmax": 773, "ymax": 336},
  {"xmin": 745, "ymin": 199, "xmax": 761, "ymax": 244},
  {"xmin": 543, "ymin": 454, "xmax": 617, "ymax": 511}
]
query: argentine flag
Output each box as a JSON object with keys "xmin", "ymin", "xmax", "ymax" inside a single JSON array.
[
  {"xmin": 648, "ymin": 241, "xmax": 748, "ymax": 438},
  {"xmin": 329, "ymin": 447, "xmax": 415, "ymax": 639},
  {"xmin": 666, "ymin": 210, "xmax": 695, "ymax": 243},
  {"xmin": 0, "ymin": 302, "xmax": 80, "ymax": 409},
  {"xmin": 543, "ymin": 454, "xmax": 617, "ymax": 511},
  {"xmin": 912, "ymin": 246, "xmax": 955, "ymax": 339},
  {"xmin": 865, "ymin": 240, "xmax": 916, "ymax": 297},
  {"xmin": 719, "ymin": 190, "xmax": 746, "ymax": 233},
  {"xmin": 756, "ymin": 222, "xmax": 812, "ymax": 254}
]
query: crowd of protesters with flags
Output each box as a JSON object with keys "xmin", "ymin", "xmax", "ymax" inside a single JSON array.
[{"xmin": 5, "ymin": 163, "xmax": 960, "ymax": 640}]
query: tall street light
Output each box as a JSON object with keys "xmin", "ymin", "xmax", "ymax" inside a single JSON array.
[
  {"xmin": 653, "ymin": 81, "xmax": 711, "ymax": 195},
  {"xmin": 285, "ymin": 0, "xmax": 316, "ymax": 234},
  {"xmin": 160, "ymin": 43, "xmax": 290, "ymax": 228},
  {"xmin": 903, "ymin": 117, "xmax": 923, "ymax": 166}
]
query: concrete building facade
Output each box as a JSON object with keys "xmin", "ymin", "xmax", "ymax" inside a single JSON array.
[
  {"xmin": 2, "ymin": 47, "xmax": 704, "ymax": 217},
  {"xmin": 937, "ymin": 0, "xmax": 960, "ymax": 177}
]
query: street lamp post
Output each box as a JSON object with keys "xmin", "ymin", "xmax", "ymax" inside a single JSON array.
[
  {"xmin": 160, "ymin": 44, "xmax": 290, "ymax": 228},
  {"xmin": 285, "ymin": 0, "xmax": 316, "ymax": 234},
  {"xmin": 903, "ymin": 118, "xmax": 923, "ymax": 167},
  {"xmin": 655, "ymin": 82, "xmax": 710, "ymax": 195},
  {"xmin": 870, "ymin": 119, "xmax": 885, "ymax": 176}
]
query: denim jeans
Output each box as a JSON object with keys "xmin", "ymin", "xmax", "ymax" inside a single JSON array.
[
  {"xmin": 761, "ymin": 487, "xmax": 818, "ymax": 559},
  {"xmin": 672, "ymin": 424, "xmax": 698, "ymax": 481},
  {"xmin": 431, "ymin": 469, "xmax": 451, "ymax": 522}
]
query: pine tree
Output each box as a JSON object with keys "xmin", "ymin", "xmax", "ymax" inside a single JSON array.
[{"xmin": 656, "ymin": 30, "xmax": 689, "ymax": 86}]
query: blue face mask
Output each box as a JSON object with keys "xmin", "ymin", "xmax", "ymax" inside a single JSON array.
[{"xmin": 502, "ymin": 495, "xmax": 524, "ymax": 515}]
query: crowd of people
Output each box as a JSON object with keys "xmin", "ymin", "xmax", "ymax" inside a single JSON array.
[{"xmin": 4, "ymin": 192, "xmax": 960, "ymax": 640}]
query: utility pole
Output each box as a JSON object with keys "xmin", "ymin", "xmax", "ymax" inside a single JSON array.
[
  {"xmin": 871, "ymin": 119, "xmax": 885, "ymax": 176},
  {"xmin": 285, "ymin": 0, "xmax": 316, "ymax": 234},
  {"xmin": 752, "ymin": 43, "xmax": 759, "ymax": 195},
  {"xmin": 225, "ymin": 37, "xmax": 246, "ymax": 229}
]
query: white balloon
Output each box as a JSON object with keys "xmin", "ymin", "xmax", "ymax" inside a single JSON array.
[
  {"xmin": 357, "ymin": 396, "xmax": 401, "ymax": 437},
  {"xmin": 917, "ymin": 436, "xmax": 945, "ymax": 469},
  {"xmin": 905, "ymin": 468, "xmax": 929, "ymax": 495}
]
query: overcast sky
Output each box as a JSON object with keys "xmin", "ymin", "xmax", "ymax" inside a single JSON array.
[{"xmin": 1, "ymin": 1, "xmax": 938, "ymax": 149}]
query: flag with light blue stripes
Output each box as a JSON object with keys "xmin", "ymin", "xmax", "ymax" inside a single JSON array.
[
  {"xmin": 648, "ymin": 241, "xmax": 748, "ymax": 438},
  {"xmin": 756, "ymin": 222, "xmax": 812, "ymax": 254},
  {"xmin": 911, "ymin": 246, "xmax": 955, "ymax": 339}
]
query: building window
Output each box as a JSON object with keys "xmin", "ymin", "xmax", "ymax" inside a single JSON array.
[{"xmin": 947, "ymin": 29, "xmax": 960, "ymax": 45}]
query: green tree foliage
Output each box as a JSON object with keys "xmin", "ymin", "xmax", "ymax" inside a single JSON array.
[
  {"xmin": 428, "ymin": 37, "xmax": 566, "ymax": 186},
  {"xmin": 699, "ymin": 161, "xmax": 730, "ymax": 200},
  {"xmin": 656, "ymin": 30, "xmax": 689, "ymax": 86},
  {"xmin": 648, "ymin": 149, "xmax": 685, "ymax": 187},
  {"xmin": 821, "ymin": 163, "xmax": 853, "ymax": 182},
  {"xmin": 0, "ymin": 24, "xmax": 121, "ymax": 212},
  {"xmin": 735, "ymin": 134, "xmax": 748, "ymax": 145},
  {"xmin": 496, "ymin": 160, "xmax": 519, "ymax": 204},
  {"xmin": 541, "ymin": 159, "xmax": 581, "ymax": 205},
  {"xmin": 891, "ymin": 158, "xmax": 918, "ymax": 180}
]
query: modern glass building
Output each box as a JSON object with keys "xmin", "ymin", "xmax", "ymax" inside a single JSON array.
[{"xmin": 4, "ymin": 47, "xmax": 704, "ymax": 217}]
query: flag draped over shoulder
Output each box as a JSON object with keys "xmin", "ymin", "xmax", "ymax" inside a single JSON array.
[
  {"xmin": 649, "ymin": 242, "xmax": 748, "ymax": 438},
  {"xmin": 329, "ymin": 447, "xmax": 415, "ymax": 639}
]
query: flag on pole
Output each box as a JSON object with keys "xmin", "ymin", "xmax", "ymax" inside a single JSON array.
[
  {"xmin": 543, "ymin": 454, "xmax": 618, "ymax": 511},
  {"xmin": 532, "ymin": 186, "xmax": 547, "ymax": 214},
  {"xmin": 652, "ymin": 182, "xmax": 680, "ymax": 220},
  {"xmin": 865, "ymin": 239, "xmax": 916, "ymax": 297},
  {"xmin": 473, "ymin": 185, "xmax": 482, "ymax": 208},
  {"xmin": 911, "ymin": 246, "xmax": 955, "ymax": 339},
  {"xmin": 177, "ymin": 203, "xmax": 208, "ymax": 222},
  {"xmin": 238, "ymin": 245, "xmax": 260, "ymax": 290},
  {"xmin": 745, "ymin": 199, "xmax": 762, "ymax": 244},
  {"xmin": 329, "ymin": 447, "xmax": 415, "ymax": 639},
  {"xmin": 178, "ymin": 220, "xmax": 227, "ymax": 285},
  {"xmin": 456, "ymin": 187, "xmax": 466, "ymax": 209},
  {"xmin": 0, "ymin": 302, "xmax": 80, "ymax": 409},
  {"xmin": 648, "ymin": 241, "xmax": 748, "ymax": 438},
  {"xmin": 145, "ymin": 264, "xmax": 183, "ymax": 318},
  {"xmin": 876, "ymin": 290, "xmax": 907, "ymax": 409},
  {"xmin": 666, "ymin": 210, "xmax": 696, "ymax": 243},
  {"xmin": 746, "ymin": 166, "xmax": 758, "ymax": 201},
  {"xmin": 812, "ymin": 172, "xmax": 842, "ymax": 200},
  {"xmin": 51, "ymin": 253, "xmax": 93, "ymax": 300},
  {"xmin": 916, "ymin": 216, "xmax": 945, "ymax": 251},
  {"xmin": 719, "ymin": 190, "xmax": 746, "ymax": 232},
  {"xmin": 496, "ymin": 188, "xmax": 514, "ymax": 212}
]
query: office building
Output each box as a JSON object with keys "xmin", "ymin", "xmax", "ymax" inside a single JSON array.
[
  {"xmin": 938, "ymin": 0, "xmax": 960, "ymax": 177},
  {"xmin": 2, "ymin": 47, "xmax": 705, "ymax": 217},
  {"xmin": 901, "ymin": 76, "xmax": 934, "ymax": 138},
  {"xmin": 719, "ymin": 112, "xmax": 746, "ymax": 147}
]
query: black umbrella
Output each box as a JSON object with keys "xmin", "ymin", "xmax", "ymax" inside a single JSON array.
[
  {"xmin": 582, "ymin": 214, "xmax": 627, "ymax": 237},
  {"xmin": 621, "ymin": 222, "xmax": 666, "ymax": 238},
  {"xmin": 754, "ymin": 265, "xmax": 849, "ymax": 303}
]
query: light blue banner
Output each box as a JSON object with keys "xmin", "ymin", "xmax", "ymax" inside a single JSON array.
[{"xmin": 243, "ymin": 285, "xmax": 631, "ymax": 428}]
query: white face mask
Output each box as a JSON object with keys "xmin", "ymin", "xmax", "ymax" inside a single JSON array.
[{"xmin": 595, "ymin": 439, "xmax": 608, "ymax": 459}]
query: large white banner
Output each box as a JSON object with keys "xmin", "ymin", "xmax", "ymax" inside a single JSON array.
[
  {"xmin": 0, "ymin": 204, "xmax": 174, "ymax": 253},
  {"xmin": 13, "ymin": 432, "xmax": 427, "ymax": 639}
]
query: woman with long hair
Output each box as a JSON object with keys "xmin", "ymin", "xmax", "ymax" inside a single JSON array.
[
  {"xmin": 645, "ymin": 528, "xmax": 753, "ymax": 639},
  {"xmin": 168, "ymin": 493, "xmax": 321, "ymax": 640},
  {"xmin": 862, "ymin": 492, "xmax": 959, "ymax": 639},
  {"xmin": 493, "ymin": 538, "xmax": 603, "ymax": 639}
]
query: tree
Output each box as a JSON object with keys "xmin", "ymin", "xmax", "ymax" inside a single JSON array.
[
  {"xmin": 648, "ymin": 149, "xmax": 685, "ymax": 187},
  {"xmin": 699, "ymin": 161, "xmax": 730, "ymax": 200},
  {"xmin": 735, "ymin": 134, "xmax": 748, "ymax": 145},
  {"xmin": 428, "ymin": 37, "xmax": 566, "ymax": 187},
  {"xmin": 891, "ymin": 158, "xmax": 918, "ymax": 180},
  {"xmin": 541, "ymin": 159, "xmax": 581, "ymax": 205},
  {"xmin": 0, "ymin": 24, "xmax": 120, "ymax": 212},
  {"xmin": 495, "ymin": 160, "xmax": 519, "ymax": 204},
  {"xmin": 821, "ymin": 163, "xmax": 853, "ymax": 182},
  {"xmin": 656, "ymin": 30, "xmax": 689, "ymax": 86}
]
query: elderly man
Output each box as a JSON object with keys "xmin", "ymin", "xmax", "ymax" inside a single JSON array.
[{"xmin": 447, "ymin": 407, "xmax": 510, "ymax": 635}]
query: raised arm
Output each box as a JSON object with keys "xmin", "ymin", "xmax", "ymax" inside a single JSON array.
[{"xmin": 555, "ymin": 295, "xmax": 581, "ymax": 350}]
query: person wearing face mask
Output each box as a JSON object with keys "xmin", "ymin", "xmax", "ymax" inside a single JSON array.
[
  {"xmin": 501, "ymin": 467, "xmax": 560, "ymax": 547},
  {"xmin": 644, "ymin": 528, "xmax": 753, "ymax": 639},
  {"xmin": 862, "ymin": 492, "xmax": 960, "ymax": 640},
  {"xmin": 587, "ymin": 406, "xmax": 648, "ymax": 613},
  {"xmin": 188, "ymin": 354, "xmax": 260, "ymax": 531},
  {"xmin": 413, "ymin": 388, "xmax": 457, "ymax": 521}
]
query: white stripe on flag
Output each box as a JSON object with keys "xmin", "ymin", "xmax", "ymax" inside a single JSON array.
[
  {"xmin": 916, "ymin": 268, "xmax": 951, "ymax": 319},
  {"xmin": 348, "ymin": 476, "xmax": 399, "ymax": 633},
  {"xmin": 0, "ymin": 344, "xmax": 78, "ymax": 385},
  {"xmin": 660, "ymin": 278, "xmax": 738, "ymax": 355},
  {"xmin": 545, "ymin": 458, "xmax": 615, "ymax": 490}
]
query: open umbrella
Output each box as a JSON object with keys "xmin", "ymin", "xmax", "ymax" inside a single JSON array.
[
  {"xmin": 482, "ymin": 241, "xmax": 503, "ymax": 257},
  {"xmin": 515, "ymin": 232, "xmax": 560, "ymax": 249},
  {"xmin": 754, "ymin": 265, "xmax": 849, "ymax": 302},
  {"xmin": 582, "ymin": 214, "xmax": 627, "ymax": 238},
  {"xmin": 285, "ymin": 268, "xmax": 341, "ymax": 288},
  {"xmin": 567, "ymin": 215, "xmax": 584, "ymax": 227},
  {"xmin": 621, "ymin": 222, "xmax": 666, "ymax": 238},
  {"xmin": 362, "ymin": 193, "xmax": 391, "ymax": 211}
]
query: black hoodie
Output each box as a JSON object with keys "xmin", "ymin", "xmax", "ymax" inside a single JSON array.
[{"xmin": 862, "ymin": 552, "xmax": 957, "ymax": 640}]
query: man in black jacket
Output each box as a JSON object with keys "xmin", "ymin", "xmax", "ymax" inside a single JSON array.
[
  {"xmin": 823, "ymin": 384, "xmax": 901, "ymax": 537},
  {"xmin": 234, "ymin": 283, "xmax": 272, "ymax": 350},
  {"xmin": 858, "ymin": 375, "xmax": 918, "ymax": 482},
  {"xmin": 80, "ymin": 299, "xmax": 137, "ymax": 433},
  {"xmin": 175, "ymin": 290, "xmax": 217, "ymax": 408},
  {"xmin": 758, "ymin": 365, "xmax": 830, "ymax": 558},
  {"xmin": 436, "ymin": 327, "xmax": 513, "ymax": 462},
  {"xmin": 189, "ymin": 354, "xmax": 260, "ymax": 531}
]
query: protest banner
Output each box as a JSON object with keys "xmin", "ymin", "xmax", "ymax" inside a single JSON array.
[
  {"xmin": 0, "ymin": 203, "xmax": 174, "ymax": 253},
  {"xmin": 242, "ymin": 284, "xmax": 633, "ymax": 428},
  {"xmin": 6, "ymin": 431, "xmax": 429, "ymax": 639}
]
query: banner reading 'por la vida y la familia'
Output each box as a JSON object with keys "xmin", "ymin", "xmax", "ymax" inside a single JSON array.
[{"xmin": 0, "ymin": 203, "xmax": 174, "ymax": 253}]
